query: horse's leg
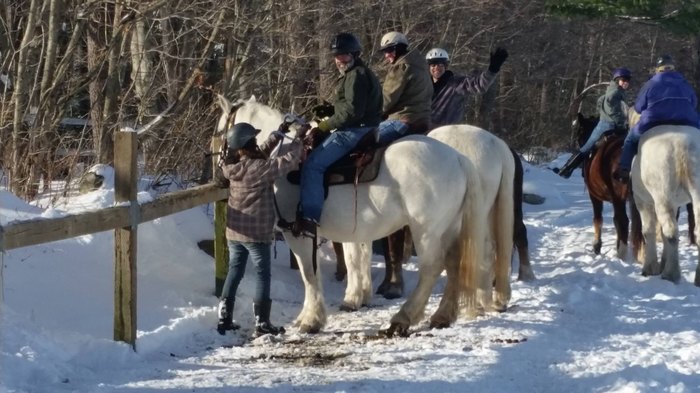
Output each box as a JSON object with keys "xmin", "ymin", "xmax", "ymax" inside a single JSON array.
[
  {"xmin": 629, "ymin": 194, "xmax": 645, "ymax": 263},
  {"xmin": 638, "ymin": 200, "xmax": 661, "ymax": 276},
  {"xmin": 657, "ymin": 204, "xmax": 681, "ymax": 283},
  {"xmin": 690, "ymin": 202, "xmax": 700, "ymax": 286},
  {"xmin": 511, "ymin": 147, "xmax": 534, "ymax": 281},
  {"xmin": 376, "ymin": 226, "xmax": 408, "ymax": 299},
  {"xmin": 687, "ymin": 203, "xmax": 696, "ymax": 245},
  {"xmin": 333, "ymin": 242, "xmax": 347, "ymax": 281},
  {"xmin": 339, "ymin": 242, "xmax": 372, "ymax": 311},
  {"xmin": 612, "ymin": 198, "xmax": 630, "ymax": 260},
  {"xmin": 492, "ymin": 166, "xmax": 514, "ymax": 311},
  {"xmin": 285, "ymin": 234, "xmax": 327, "ymax": 333},
  {"xmin": 590, "ymin": 196, "xmax": 604, "ymax": 255},
  {"xmin": 388, "ymin": 244, "xmax": 444, "ymax": 335},
  {"xmin": 430, "ymin": 241, "xmax": 461, "ymax": 328}
]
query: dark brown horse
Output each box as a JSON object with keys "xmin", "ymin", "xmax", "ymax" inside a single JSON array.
[{"xmin": 574, "ymin": 113, "xmax": 630, "ymax": 257}]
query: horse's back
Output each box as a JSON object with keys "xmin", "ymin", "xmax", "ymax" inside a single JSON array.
[
  {"xmin": 585, "ymin": 133, "xmax": 627, "ymax": 202},
  {"xmin": 428, "ymin": 125, "xmax": 515, "ymax": 205},
  {"xmin": 635, "ymin": 125, "xmax": 700, "ymax": 206}
]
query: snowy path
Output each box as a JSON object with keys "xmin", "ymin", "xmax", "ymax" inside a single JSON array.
[{"xmin": 3, "ymin": 165, "xmax": 700, "ymax": 393}]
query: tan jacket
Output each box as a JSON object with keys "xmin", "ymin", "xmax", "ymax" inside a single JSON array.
[{"xmin": 382, "ymin": 49, "xmax": 433, "ymax": 125}]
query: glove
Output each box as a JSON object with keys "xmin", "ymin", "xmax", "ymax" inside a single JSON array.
[
  {"xmin": 304, "ymin": 127, "xmax": 323, "ymax": 146},
  {"xmin": 277, "ymin": 121, "xmax": 292, "ymax": 134},
  {"xmin": 294, "ymin": 124, "xmax": 312, "ymax": 140},
  {"xmin": 488, "ymin": 47, "xmax": 508, "ymax": 73},
  {"xmin": 312, "ymin": 101, "xmax": 334, "ymax": 119}
]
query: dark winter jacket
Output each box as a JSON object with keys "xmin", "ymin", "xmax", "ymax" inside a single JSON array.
[
  {"xmin": 633, "ymin": 70, "xmax": 699, "ymax": 135},
  {"xmin": 322, "ymin": 58, "xmax": 382, "ymax": 131},
  {"xmin": 597, "ymin": 81, "xmax": 628, "ymax": 129},
  {"xmin": 430, "ymin": 69, "xmax": 497, "ymax": 127},
  {"xmin": 382, "ymin": 49, "xmax": 433, "ymax": 125}
]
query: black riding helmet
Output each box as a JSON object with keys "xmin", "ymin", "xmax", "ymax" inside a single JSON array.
[
  {"xmin": 330, "ymin": 33, "xmax": 361, "ymax": 56},
  {"xmin": 226, "ymin": 122, "xmax": 260, "ymax": 150}
]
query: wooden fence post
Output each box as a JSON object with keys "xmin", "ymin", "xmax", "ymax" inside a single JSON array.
[
  {"xmin": 114, "ymin": 132, "xmax": 138, "ymax": 349},
  {"xmin": 211, "ymin": 137, "xmax": 228, "ymax": 297}
]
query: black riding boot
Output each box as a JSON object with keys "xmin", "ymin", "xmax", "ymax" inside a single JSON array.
[
  {"xmin": 254, "ymin": 299, "xmax": 285, "ymax": 336},
  {"xmin": 217, "ymin": 298, "xmax": 240, "ymax": 335},
  {"xmin": 558, "ymin": 152, "xmax": 585, "ymax": 179}
]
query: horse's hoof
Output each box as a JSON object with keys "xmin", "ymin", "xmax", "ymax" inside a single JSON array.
[
  {"xmin": 378, "ymin": 323, "xmax": 409, "ymax": 338},
  {"xmin": 593, "ymin": 242, "xmax": 602, "ymax": 255},
  {"xmin": 377, "ymin": 283, "xmax": 403, "ymax": 299},
  {"xmin": 517, "ymin": 268, "xmax": 536, "ymax": 282},
  {"xmin": 339, "ymin": 303, "xmax": 358, "ymax": 312},
  {"xmin": 334, "ymin": 271, "xmax": 346, "ymax": 282},
  {"xmin": 298, "ymin": 324, "xmax": 321, "ymax": 334},
  {"xmin": 661, "ymin": 273, "xmax": 681, "ymax": 284},
  {"xmin": 429, "ymin": 317, "xmax": 451, "ymax": 329},
  {"xmin": 376, "ymin": 281, "xmax": 389, "ymax": 295}
]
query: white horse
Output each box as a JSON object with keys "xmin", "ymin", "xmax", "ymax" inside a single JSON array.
[
  {"xmin": 629, "ymin": 124, "xmax": 700, "ymax": 286},
  {"xmin": 429, "ymin": 125, "xmax": 517, "ymax": 309},
  {"xmin": 216, "ymin": 96, "xmax": 492, "ymax": 335}
]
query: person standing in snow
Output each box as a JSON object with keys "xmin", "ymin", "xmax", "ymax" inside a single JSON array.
[{"xmin": 217, "ymin": 121, "xmax": 305, "ymax": 336}]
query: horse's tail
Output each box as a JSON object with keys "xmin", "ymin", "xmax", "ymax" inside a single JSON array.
[
  {"xmin": 491, "ymin": 145, "xmax": 515, "ymax": 310},
  {"xmin": 456, "ymin": 155, "xmax": 488, "ymax": 316}
]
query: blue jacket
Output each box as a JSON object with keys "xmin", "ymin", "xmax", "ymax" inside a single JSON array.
[{"xmin": 633, "ymin": 71, "xmax": 699, "ymax": 135}]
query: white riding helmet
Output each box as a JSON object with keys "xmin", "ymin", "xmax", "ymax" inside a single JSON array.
[
  {"xmin": 426, "ymin": 48, "xmax": 449, "ymax": 64},
  {"xmin": 380, "ymin": 32, "xmax": 409, "ymax": 51}
]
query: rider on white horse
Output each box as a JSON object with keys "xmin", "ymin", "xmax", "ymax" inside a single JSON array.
[
  {"xmin": 292, "ymin": 32, "xmax": 383, "ymax": 237},
  {"xmin": 614, "ymin": 55, "xmax": 700, "ymax": 182},
  {"xmin": 376, "ymin": 31, "xmax": 432, "ymax": 144},
  {"xmin": 427, "ymin": 46, "xmax": 507, "ymax": 128}
]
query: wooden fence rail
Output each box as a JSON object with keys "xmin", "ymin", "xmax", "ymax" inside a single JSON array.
[{"xmin": 0, "ymin": 133, "xmax": 228, "ymax": 350}]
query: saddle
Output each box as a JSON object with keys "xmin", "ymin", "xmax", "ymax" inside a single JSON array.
[
  {"xmin": 286, "ymin": 128, "xmax": 387, "ymax": 191},
  {"xmin": 592, "ymin": 127, "xmax": 626, "ymax": 153}
]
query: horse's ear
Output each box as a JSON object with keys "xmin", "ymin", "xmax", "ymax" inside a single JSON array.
[
  {"xmin": 249, "ymin": 95, "xmax": 257, "ymax": 102},
  {"xmin": 216, "ymin": 94, "xmax": 232, "ymax": 113}
]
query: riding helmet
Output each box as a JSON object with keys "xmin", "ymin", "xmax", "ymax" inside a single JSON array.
[
  {"xmin": 330, "ymin": 33, "xmax": 362, "ymax": 56},
  {"xmin": 426, "ymin": 48, "xmax": 450, "ymax": 65},
  {"xmin": 379, "ymin": 32, "xmax": 409, "ymax": 52},
  {"xmin": 655, "ymin": 55, "xmax": 675, "ymax": 72},
  {"xmin": 226, "ymin": 122, "xmax": 260, "ymax": 150},
  {"xmin": 612, "ymin": 67, "xmax": 632, "ymax": 81}
]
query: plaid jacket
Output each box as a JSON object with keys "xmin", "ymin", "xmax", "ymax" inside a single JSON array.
[{"xmin": 221, "ymin": 135, "xmax": 302, "ymax": 242}]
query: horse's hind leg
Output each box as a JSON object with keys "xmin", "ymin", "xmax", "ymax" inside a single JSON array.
[
  {"xmin": 388, "ymin": 237, "xmax": 445, "ymax": 336},
  {"xmin": 430, "ymin": 241, "xmax": 461, "ymax": 328},
  {"xmin": 657, "ymin": 204, "xmax": 681, "ymax": 283},
  {"xmin": 511, "ymin": 148, "xmax": 535, "ymax": 281},
  {"xmin": 638, "ymin": 200, "xmax": 661, "ymax": 276},
  {"xmin": 333, "ymin": 242, "xmax": 347, "ymax": 281},
  {"xmin": 612, "ymin": 199, "xmax": 630, "ymax": 260},
  {"xmin": 377, "ymin": 226, "xmax": 409, "ymax": 299},
  {"xmin": 591, "ymin": 197, "xmax": 604, "ymax": 255}
]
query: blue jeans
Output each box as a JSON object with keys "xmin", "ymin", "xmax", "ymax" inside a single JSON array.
[
  {"xmin": 377, "ymin": 119, "xmax": 408, "ymax": 145},
  {"xmin": 300, "ymin": 127, "xmax": 373, "ymax": 222},
  {"xmin": 619, "ymin": 126, "xmax": 641, "ymax": 171},
  {"xmin": 221, "ymin": 241, "xmax": 271, "ymax": 304},
  {"xmin": 579, "ymin": 120, "xmax": 614, "ymax": 153}
]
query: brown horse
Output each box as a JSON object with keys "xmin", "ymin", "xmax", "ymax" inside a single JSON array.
[{"xmin": 574, "ymin": 113, "xmax": 630, "ymax": 257}]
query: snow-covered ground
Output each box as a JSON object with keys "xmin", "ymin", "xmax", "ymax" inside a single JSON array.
[{"xmin": 2, "ymin": 160, "xmax": 700, "ymax": 393}]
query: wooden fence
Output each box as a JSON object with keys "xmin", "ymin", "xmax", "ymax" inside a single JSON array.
[{"xmin": 0, "ymin": 133, "xmax": 229, "ymax": 349}]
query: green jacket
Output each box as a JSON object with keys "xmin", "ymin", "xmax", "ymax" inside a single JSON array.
[
  {"xmin": 382, "ymin": 49, "xmax": 433, "ymax": 124},
  {"xmin": 322, "ymin": 58, "xmax": 382, "ymax": 131},
  {"xmin": 597, "ymin": 81, "xmax": 627, "ymax": 129}
]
